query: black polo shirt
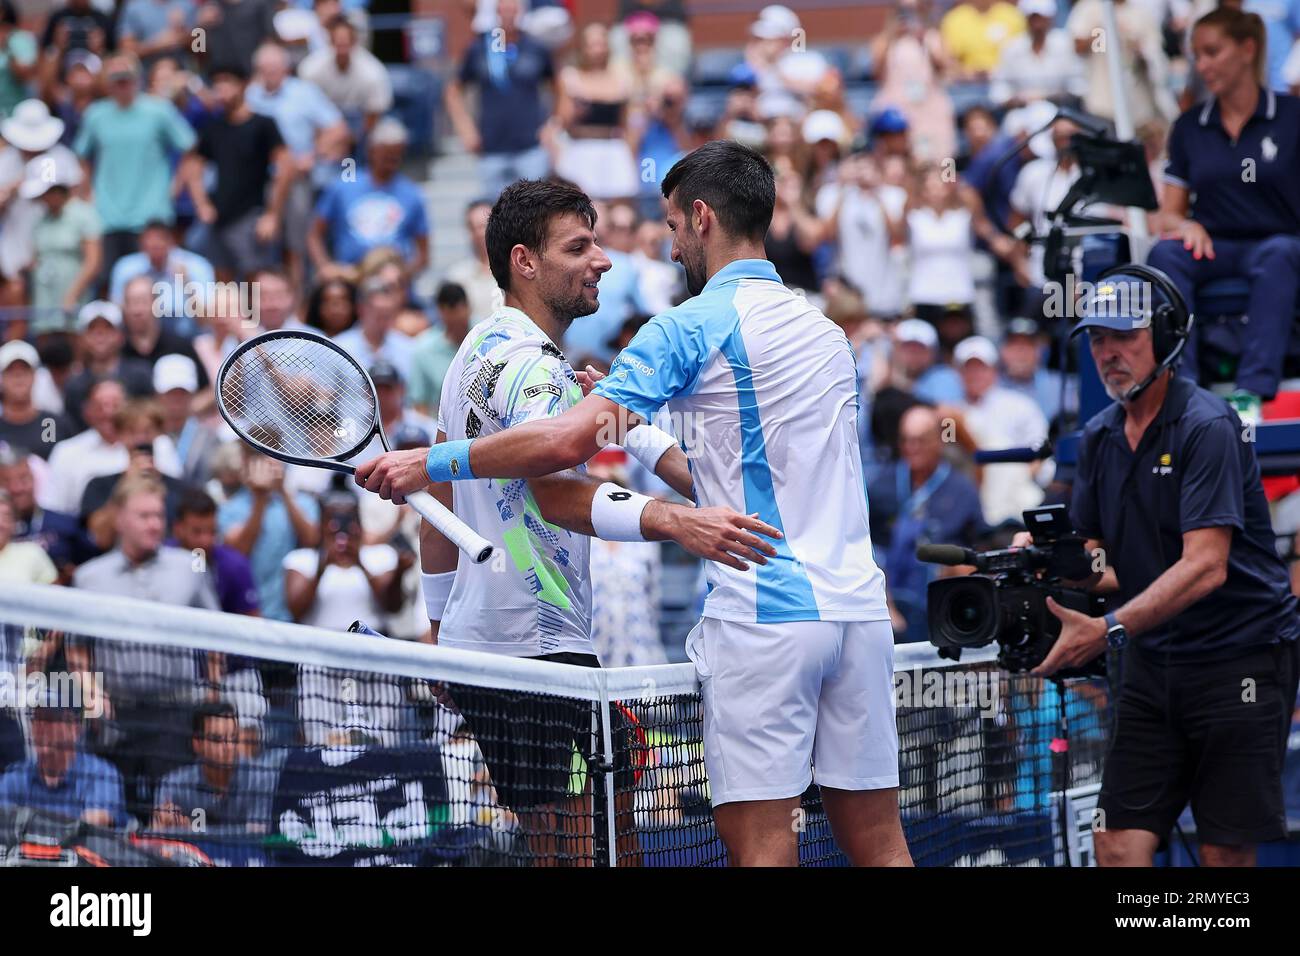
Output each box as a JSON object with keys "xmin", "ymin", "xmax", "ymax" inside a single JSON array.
[
  {"xmin": 1070, "ymin": 375, "xmax": 1300, "ymax": 659},
  {"xmin": 1163, "ymin": 88, "xmax": 1300, "ymax": 240}
]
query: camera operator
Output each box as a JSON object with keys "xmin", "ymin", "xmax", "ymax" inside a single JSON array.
[{"xmin": 1019, "ymin": 269, "xmax": 1300, "ymax": 867}]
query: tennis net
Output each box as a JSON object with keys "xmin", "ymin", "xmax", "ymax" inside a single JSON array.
[{"xmin": 0, "ymin": 584, "xmax": 1112, "ymax": 867}]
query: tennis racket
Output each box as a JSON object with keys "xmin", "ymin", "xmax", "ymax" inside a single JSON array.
[{"xmin": 215, "ymin": 329, "xmax": 494, "ymax": 564}]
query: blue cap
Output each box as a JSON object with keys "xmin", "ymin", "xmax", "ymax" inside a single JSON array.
[
  {"xmin": 1071, "ymin": 275, "xmax": 1154, "ymax": 336},
  {"xmin": 870, "ymin": 107, "xmax": 909, "ymax": 136},
  {"xmin": 728, "ymin": 62, "xmax": 758, "ymax": 88}
]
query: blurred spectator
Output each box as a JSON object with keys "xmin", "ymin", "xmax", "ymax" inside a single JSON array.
[
  {"xmin": 0, "ymin": 99, "xmax": 82, "ymax": 310},
  {"xmin": 247, "ymin": 41, "xmax": 349, "ymax": 288},
  {"xmin": 867, "ymin": 404, "xmax": 985, "ymax": 640},
  {"xmin": 0, "ymin": 488, "xmax": 57, "ymax": 584},
  {"xmin": 998, "ymin": 317, "xmax": 1069, "ymax": 424},
  {"xmin": 109, "ymin": 220, "xmax": 215, "ymax": 339},
  {"xmin": 1008, "ymin": 118, "xmax": 1096, "ymax": 289},
  {"xmin": 990, "ymin": 0, "xmax": 1087, "ymax": 107},
  {"xmin": 586, "ymin": 447, "xmax": 667, "ymax": 666},
  {"xmin": 745, "ymin": 4, "xmax": 830, "ymax": 98},
  {"xmin": 78, "ymin": 399, "xmax": 188, "ymax": 547},
  {"xmin": 870, "ymin": 0, "xmax": 958, "ymax": 161},
  {"xmin": 0, "ymin": 1, "xmax": 36, "ymax": 120},
  {"xmin": 1148, "ymin": 6, "xmax": 1300, "ymax": 424},
  {"xmin": 146, "ymin": 54, "xmax": 213, "ymax": 130},
  {"xmin": 630, "ymin": 218, "xmax": 682, "ymax": 313},
  {"xmin": 333, "ymin": 265, "xmax": 414, "ymax": 375},
  {"xmin": 198, "ymin": 0, "xmax": 277, "ymax": 78},
  {"xmin": 408, "ymin": 281, "xmax": 470, "ymax": 417},
  {"xmin": 612, "ymin": 0, "xmax": 692, "ymax": 76},
  {"xmin": 959, "ymin": 104, "xmax": 1022, "ymax": 243},
  {"xmin": 435, "ymin": 202, "xmax": 497, "ymax": 328},
  {"xmin": 0, "ymin": 340, "xmax": 73, "ymax": 458},
  {"xmin": 940, "ymin": 0, "xmax": 1026, "ymax": 79},
  {"xmin": 40, "ymin": 0, "xmax": 112, "ymax": 69},
  {"xmin": 1, "ymin": 446, "xmax": 94, "ymax": 578},
  {"xmin": 446, "ymin": 0, "xmax": 555, "ymax": 200},
  {"xmin": 0, "ymin": 698, "xmax": 124, "ymax": 826},
  {"xmin": 26, "ymin": 156, "xmax": 102, "ymax": 331},
  {"xmin": 304, "ymin": 274, "xmax": 357, "ymax": 337},
  {"xmin": 192, "ymin": 282, "xmax": 257, "ymax": 380},
  {"xmin": 47, "ymin": 383, "xmax": 183, "ymax": 516},
  {"xmin": 554, "ymin": 23, "xmax": 640, "ymax": 201},
  {"xmin": 217, "ymin": 446, "xmax": 320, "ymax": 622},
  {"xmin": 633, "ymin": 71, "xmax": 689, "ymax": 221},
  {"xmin": 45, "ymin": 50, "xmax": 101, "ymax": 149},
  {"xmin": 764, "ymin": 161, "xmax": 823, "ymax": 295},
  {"xmin": 308, "ymin": 118, "xmax": 429, "ymax": 279},
  {"xmin": 816, "ymin": 150, "xmax": 907, "ymax": 319},
  {"xmin": 616, "ymin": 11, "xmax": 674, "ymax": 120},
  {"xmin": 1068, "ymin": 0, "xmax": 1178, "ymax": 127},
  {"xmin": 184, "ymin": 63, "xmax": 292, "ymax": 282},
  {"xmin": 170, "ymin": 487, "xmax": 259, "ymax": 615},
  {"xmin": 905, "ymin": 163, "xmax": 980, "ymax": 322},
  {"xmin": 802, "ymin": 108, "xmax": 848, "ymax": 192},
  {"xmin": 118, "ymin": 0, "xmax": 197, "ymax": 70},
  {"xmin": 716, "ymin": 63, "xmax": 765, "ymax": 152},
  {"xmin": 284, "ymin": 490, "xmax": 403, "ymax": 629},
  {"xmin": 948, "ymin": 335, "xmax": 1047, "ymax": 524},
  {"xmin": 74, "ymin": 53, "xmax": 197, "ymax": 284},
  {"xmin": 119, "ymin": 274, "xmax": 210, "ymax": 387},
  {"xmin": 153, "ymin": 353, "xmax": 219, "ymax": 485},
  {"xmin": 60, "ymin": 302, "xmax": 155, "ymax": 431},
  {"xmin": 298, "ymin": 14, "xmax": 392, "ymax": 140},
  {"xmin": 1245, "ymin": 0, "xmax": 1300, "ymax": 92},
  {"xmin": 564, "ymin": 200, "xmax": 647, "ymax": 366},
  {"xmin": 250, "ymin": 266, "xmax": 307, "ymax": 332},
  {"xmin": 151, "ymin": 700, "xmax": 271, "ymax": 833},
  {"xmin": 891, "ymin": 317, "xmax": 964, "ymax": 404},
  {"xmin": 70, "ymin": 476, "xmax": 222, "ymax": 821}
]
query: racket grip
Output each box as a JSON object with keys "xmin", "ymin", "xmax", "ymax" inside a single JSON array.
[{"xmin": 405, "ymin": 489, "xmax": 495, "ymax": 564}]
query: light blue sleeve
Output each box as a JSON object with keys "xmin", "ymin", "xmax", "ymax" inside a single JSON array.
[
  {"xmin": 72, "ymin": 107, "xmax": 97, "ymax": 159},
  {"xmin": 217, "ymin": 495, "xmax": 250, "ymax": 536},
  {"xmin": 184, "ymin": 250, "xmax": 215, "ymax": 286},
  {"xmin": 108, "ymin": 256, "xmax": 134, "ymax": 306},
  {"xmin": 307, "ymin": 82, "xmax": 344, "ymax": 128},
  {"xmin": 593, "ymin": 312, "xmax": 711, "ymax": 421},
  {"xmin": 293, "ymin": 492, "xmax": 320, "ymax": 526}
]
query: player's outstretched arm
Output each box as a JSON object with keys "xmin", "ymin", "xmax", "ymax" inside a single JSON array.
[
  {"xmin": 355, "ymin": 393, "xmax": 635, "ymax": 501},
  {"xmin": 527, "ymin": 473, "xmax": 781, "ymax": 572}
]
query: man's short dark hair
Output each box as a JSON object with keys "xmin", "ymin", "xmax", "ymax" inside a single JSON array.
[
  {"xmin": 326, "ymin": 14, "xmax": 356, "ymax": 35},
  {"xmin": 435, "ymin": 281, "xmax": 468, "ymax": 308},
  {"xmin": 141, "ymin": 219, "xmax": 171, "ymax": 235},
  {"xmin": 193, "ymin": 700, "xmax": 238, "ymax": 739},
  {"xmin": 660, "ymin": 140, "xmax": 775, "ymax": 241},
  {"xmin": 485, "ymin": 179, "xmax": 597, "ymax": 293},
  {"xmin": 176, "ymin": 487, "xmax": 217, "ymax": 522}
]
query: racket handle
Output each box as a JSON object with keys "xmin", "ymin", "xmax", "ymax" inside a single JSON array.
[{"xmin": 405, "ymin": 489, "xmax": 495, "ymax": 564}]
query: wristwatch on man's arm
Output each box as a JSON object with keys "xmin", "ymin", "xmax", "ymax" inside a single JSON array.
[{"xmin": 1103, "ymin": 611, "xmax": 1127, "ymax": 650}]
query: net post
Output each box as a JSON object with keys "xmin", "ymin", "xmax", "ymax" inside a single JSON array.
[{"xmin": 599, "ymin": 683, "xmax": 617, "ymax": 868}]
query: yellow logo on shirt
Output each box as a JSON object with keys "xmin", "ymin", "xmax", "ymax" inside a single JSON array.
[{"xmin": 1153, "ymin": 452, "xmax": 1173, "ymax": 476}]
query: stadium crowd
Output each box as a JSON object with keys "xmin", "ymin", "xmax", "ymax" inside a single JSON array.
[{"xmin": 0, "ymin": 0, "xmax": 1298, "ymax": 844}]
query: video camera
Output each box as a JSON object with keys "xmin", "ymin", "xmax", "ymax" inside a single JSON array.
[{"xmin": 917, "ymin": 505, "xmax": 1107, "ymax": 679}]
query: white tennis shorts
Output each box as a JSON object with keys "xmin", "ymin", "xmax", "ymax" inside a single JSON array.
[{"xmin": 684, "ymin": 617, "xmax": 899, "ymax": 807}]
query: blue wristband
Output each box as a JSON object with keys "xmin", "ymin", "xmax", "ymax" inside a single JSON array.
[{"xmin": 425, "ymin": 439, "xmax": 476, "ymax": 482}]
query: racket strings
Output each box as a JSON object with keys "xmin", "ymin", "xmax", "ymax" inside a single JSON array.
[{"xmin": 220, "ymin": 338, "xmax": 377, "ymax": 461}]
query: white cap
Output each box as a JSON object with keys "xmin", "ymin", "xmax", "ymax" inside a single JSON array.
[
  {"xmin": 954, "ymin": 335, "xmax": 1000, "ymax": 367},
  {"xmin": 1003, "ymin": 99, "xmax": 1058, "ymax": 159},
  {"xmin": 1019, "ymin": 0, "xmax": 1057, "ymax": 17},
  {"xmin": 77, "ymin": 300, "xmax": 123, "ymax": 330},
  {"xmin": 0, "ymin": 340, "xmax": 39, "ymax": 372},
  {"xmin": 370, "ymin": 116, "xmax": 408, "ymax": 146},
  {"xmin": 751, "ymin": 4, "xmax": 800, "ymax": 39},
  {"xmin": 153, "ymin": 353, "xmax": 199, "ymax": 394},
  {"xmin": 802, "ymin": 109, "xmax": 847, "ymax": 145},
  {"xmin": 895, "ymin": 319, "xmax": 938, "ymax": 349}
]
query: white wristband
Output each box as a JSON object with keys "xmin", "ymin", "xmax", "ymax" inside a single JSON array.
[
  {"xmin": 622, "ymin": 423, "xmax": 678, "ymax": 472},
  {"xmin": 590, "ymin": 482, "xmax": 652, "ymax": 542},
  {"xmin": 422, "ymin": 570, "xmax": 456, "ymax": 621}
]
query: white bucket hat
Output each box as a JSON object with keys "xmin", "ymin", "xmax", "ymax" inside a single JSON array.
[{"xmin": 1, "ymin": 99, "xmax": 65, "ymax": 154}]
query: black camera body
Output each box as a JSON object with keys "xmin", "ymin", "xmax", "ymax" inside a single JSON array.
[{"xmin": 921, "ymin": 505, "xmax": 1107, "ymax": 679}]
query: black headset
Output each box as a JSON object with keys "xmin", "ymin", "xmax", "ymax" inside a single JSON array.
[{"xmin": 1092, "ymin": 262, "xmax": 1195, "ymax": 401}]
